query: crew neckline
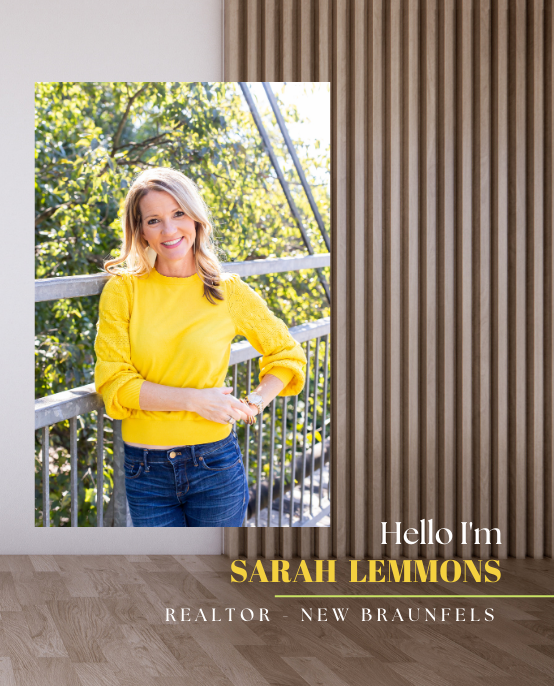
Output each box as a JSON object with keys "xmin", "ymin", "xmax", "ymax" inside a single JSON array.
[{"xmin": 149, "ymin": 267, "xmax": 200, "ymax": 285}]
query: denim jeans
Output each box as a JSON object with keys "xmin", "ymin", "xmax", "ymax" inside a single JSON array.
[{"xmin": 123, "ymin": 431, "xmax": 248, "ymax": 527}]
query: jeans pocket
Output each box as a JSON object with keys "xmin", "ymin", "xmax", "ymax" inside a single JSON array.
[
  {"xmin": 200, "ymin": 444, "xmax": 242, "ymax": 472},
  {"xmin": 124, "ymin": 462, "xmax": 144, "ymax": 480}
]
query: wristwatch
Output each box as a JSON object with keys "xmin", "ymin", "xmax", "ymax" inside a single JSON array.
[{"xmin": 245, "ymin": 392, "xmax": 264, "ymax": 416}]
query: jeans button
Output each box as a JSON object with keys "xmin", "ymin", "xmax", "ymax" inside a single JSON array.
[{"xmin": 169, "ymin": 451, "xmax": 176, "ymax": 458}]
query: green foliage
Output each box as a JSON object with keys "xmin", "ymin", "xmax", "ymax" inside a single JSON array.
[{"xmin": 35, "ymin": 81, "xmax": 330, "ymax": 526}]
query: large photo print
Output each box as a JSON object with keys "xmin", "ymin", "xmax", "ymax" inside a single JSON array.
[{"xmin": 35, "ymin": 81, "xmax": 331, "ymax": 529}]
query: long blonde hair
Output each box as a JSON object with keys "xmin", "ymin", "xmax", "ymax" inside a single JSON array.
[{"xmin": 104, "ymin": 168, "xmax": 223, "ymax": 303}]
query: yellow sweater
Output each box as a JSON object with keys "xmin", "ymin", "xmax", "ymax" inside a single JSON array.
[{"xmin": 94, "ymin": 268, "xmax": 306, "ymax": 446}]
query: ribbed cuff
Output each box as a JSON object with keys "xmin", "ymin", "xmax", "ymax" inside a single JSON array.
[{"xmin": 117, "ymin": 378, "xmax": 144, "ymax": 410}]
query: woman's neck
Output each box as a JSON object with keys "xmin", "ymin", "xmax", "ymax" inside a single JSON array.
[{"xmin": 154, "ymin": 253, "xmax": 196, "ymax": 278}]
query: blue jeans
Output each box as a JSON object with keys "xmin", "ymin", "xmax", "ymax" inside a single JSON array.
[{"xmin": 123, "ymin": 432, "xmax": 248, "ymax": 527}]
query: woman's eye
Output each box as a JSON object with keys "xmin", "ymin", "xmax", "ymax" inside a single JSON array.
[
  {"xmin": 147, "ymin": 218, "xmax": 158, "ymax": 225},
  {"xmin": 175, "ymin": 211, "xmax": 184, "ymax": 217}
]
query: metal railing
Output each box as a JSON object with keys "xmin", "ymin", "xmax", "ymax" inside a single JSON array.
[
  {"xmin": 241, "ymin": 330, "xmax": 331, "ymax": 527},
  {"xmin": 35, "ymin": 253, "xmax": 330, "ymax": 302},
  {"xmin": 35, "ymin": 253, "xmax": 331, "ymax": 527}
]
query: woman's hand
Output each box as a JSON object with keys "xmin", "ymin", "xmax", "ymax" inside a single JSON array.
[
  {"xmin": 192, "ymin": 386, "xmax": 257, "ymax": 425},
  {"xmin": 137, "ymin": 379, "xmax": 274, "ymax": 425}
]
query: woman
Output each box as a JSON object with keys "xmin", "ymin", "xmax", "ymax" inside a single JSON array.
[{"xmin": 94, "ymin": 167, "xmax": 307, "ymax": 527}]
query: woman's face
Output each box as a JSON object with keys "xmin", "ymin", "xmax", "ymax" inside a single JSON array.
[{"xmin": 139, "ymin": 190, "xmax": 196, "ymax": 268}]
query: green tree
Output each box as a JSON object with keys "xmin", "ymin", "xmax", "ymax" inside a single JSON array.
[{"xmin": 35, "ymin": 81, "xmax": 330, "ymax": 526}]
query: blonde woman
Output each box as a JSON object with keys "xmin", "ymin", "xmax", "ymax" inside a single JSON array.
[{"xmin": 94, "ymin": 167, "xmax": 306, "ymax": 527}]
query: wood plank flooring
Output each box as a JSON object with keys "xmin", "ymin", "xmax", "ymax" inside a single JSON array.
[{"xmin": 0, "ymin": 556, "xmax": 553, "ymax": 685}]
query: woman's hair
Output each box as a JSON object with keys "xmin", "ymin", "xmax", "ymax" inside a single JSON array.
[{"xmin": 104, "ymin": 167, "xmax": 223, "ymax": 303}]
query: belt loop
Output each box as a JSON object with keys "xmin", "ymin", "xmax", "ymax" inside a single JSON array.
[
  {"xmin": 191, "ymin": 445, "xmax": 197, "ymax": 467},
  {"xmin": 143, "ymin": 449, "xmax": 150, "ymax": 473}
]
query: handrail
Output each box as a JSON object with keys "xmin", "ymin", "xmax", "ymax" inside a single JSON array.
[
  {"xmin": 35, "ymin": 384, "xmax": 103, "ymax": 430},
  {"xmin": 35, "ymin": 317, "xmax": 330, "ymax": 429},
  {"xmin": 35, "ymin": 253, "xmax": 331, "ymax": 302}
]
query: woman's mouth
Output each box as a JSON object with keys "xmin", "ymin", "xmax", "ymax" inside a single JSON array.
[{"xmin": 161, "ymin": 236, "xmax": 184, "ymax": 249}]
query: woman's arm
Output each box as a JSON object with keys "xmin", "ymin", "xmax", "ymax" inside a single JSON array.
[
  {"xmin": 139, "ymin": 380, "xmax": 257, "ymax": 425},
  {"xmin": 139, "ymin": 373, "xmax": 285, "ymax": 424},
  {"xmin": 225, "ymin": 274, "xmax": 307, "ymax": 397},
  {"xmin": 95, "ymin": 275, "xmax": 146, "ymax": 419}
]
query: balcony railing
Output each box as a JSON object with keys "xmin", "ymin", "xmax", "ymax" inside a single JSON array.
[{"xmin": 35, "ymin": 253, "xmax": 331, "ymax": 527}]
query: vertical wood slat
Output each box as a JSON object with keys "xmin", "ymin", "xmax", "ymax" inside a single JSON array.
[
  {"xmin": 509, "ymin": 0, "xmax": 528, "ymax": 559},
  {"xmin": 299, "ymin": 0, "xmax": 313, "ymax": 81},
  {"xmin": 546, "ymin": 0, "xmax": 554, "ymax": 558},
  {"xmin": 437, "ymin": 0, "xmax": 456, "ymax": 561},
  {"xmin": 368, "ymin": 0, "xmax": 385, "ymax": 559},
  {"xmin": 262, "ymin": 0, "xmax": 278, "ymax": 81},
  {"xmin": 224, "ymin": 0, "xmax": 554, "ymax": 560},
  {"xmin": 332, "ymin": 0, "xmax": 349, "ymax": 559},
  {"xmin": 402, "ymin": 0, "xmax": 420, "ymax": 560},
  {"xmin": 491, "ymin": 0, "xmax": 509, "ymax": 559},
  {"xmin": 527, "ymin": 0, "xmax": 545, "ymax": 559},
  {"xmin": 282, "ymin": 0, "xmax": 295, "ymax": 81},
  {"xmin": 456, "ymin": 0, "xmax": 473, "ymax": 560},
  {"xmin": 350, "ymin": 0, "xmax": 366, "ymax": 559},
  {"xmin": 421, "ymin": 0, "xmax": 438, "ymax": 560},
  {"xmin": 316, "ymin": 0, "xmax": 331, "ymax": 82},
  {"xmin": 385, "ymin": 0, "xmax": 402, "ymax": 560},
  {"xmin": 474, "ymin": 0, "xmax": 492, "ymax": 560},
  {"xmin": 246, "ymin": 0, "xmax": 260, "ymax": 80},
  {"xmin": 224, "ymin": 0, "xmax": 241, "ymax": 81},
  {"xmin": 281, "ymin": 528, "xmax": 295, "ymax": 559}
]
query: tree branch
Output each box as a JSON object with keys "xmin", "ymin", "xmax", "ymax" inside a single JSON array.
[
  {"xmin": 35, "ymin": 201, "xmax": 78, "ymax": 227},
  {"xmin": 116, "ymin": 132, "xmax": 171, "ymax": 152},
  {"xmin": 111, "ymin": 84, "xmax": 150, "ymax": 156}
]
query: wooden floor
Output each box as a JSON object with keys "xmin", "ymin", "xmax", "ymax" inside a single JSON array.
[{"xmin": 0, "ymin": 556, "xmax": 554, "ymax": 685}]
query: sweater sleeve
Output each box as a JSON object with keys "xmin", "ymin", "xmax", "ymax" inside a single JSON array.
[
  {"xmin": 224, "ymin": 274, "xmax": 306, "ymax": 396},
  {"xmin": 94, "ymin": 274, "xmax": 145, "ymax": 418}
]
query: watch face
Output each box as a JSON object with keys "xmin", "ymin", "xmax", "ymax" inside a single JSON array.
[{"xmin": 247, "ymin": 393, "xmax": 263, "ymax": 404}]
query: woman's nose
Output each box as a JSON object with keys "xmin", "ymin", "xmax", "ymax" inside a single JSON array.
[{"xmin": 161, "ymin": 219, "xmax": 177, "ymax": 233}]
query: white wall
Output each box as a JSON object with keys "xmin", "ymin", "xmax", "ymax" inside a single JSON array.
[{"xmin": 0, "ymin": 0, "xmax": 225, "ymax": 554}]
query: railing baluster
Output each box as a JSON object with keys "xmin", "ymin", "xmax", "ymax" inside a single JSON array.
[
  {"xmin": 232, "ymin": 364, "xmax": 238, "ymax": 436},
  {"xmin": 327, "ymin": 335, "xmax": 332, "ymax": 503},
  {"xmin": 243, "ymin": 359, "xmax": 252, "ymax": 527},
  {"xmin": 290, "ymin": 395, "xmax": 298, "ymax": 526},
  {"xmin": 267, "ymin": 399, "xmax": 276, "ymax": 527},
  {"xmin": 96, "ymin": 410, "xmax": 104, "ymax": 527},
  {"xmin": 310, "ymin": 337, "xmax": 320, "ymax": 515},
  {"xmin": 279, "ymin": 396, "xmax": 288, "ymax": 528},
  {"xmin": 70, "ymin": 416, "xmax": 78, "ymax": 527},
  {"xmin": 42, "ymin": 426, "xmax": 50, "ymax": 527},
  {"xmin": 321, "ymin": 334, "xmax": 330, "ymax": 507},
  {"xmin": 113, "ymin": 419, "xmax": 127, "ymax": 527},
  {"xmin": 300, "ymin": 340, "xmax": 311, "ymax": 523},
  {"xmin": 255, "ymin": 411, "xmax": 263, "ymax": 526}
]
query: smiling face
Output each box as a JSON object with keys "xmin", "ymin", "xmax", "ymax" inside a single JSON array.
[{"xmin": 139, "ymin": 189, "xmax": 197, "ymax": 277}]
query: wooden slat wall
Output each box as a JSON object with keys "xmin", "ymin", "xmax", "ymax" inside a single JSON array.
[{"xmin": 224, "ymin": 0, "xmax": 554, "ymax": 560}]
